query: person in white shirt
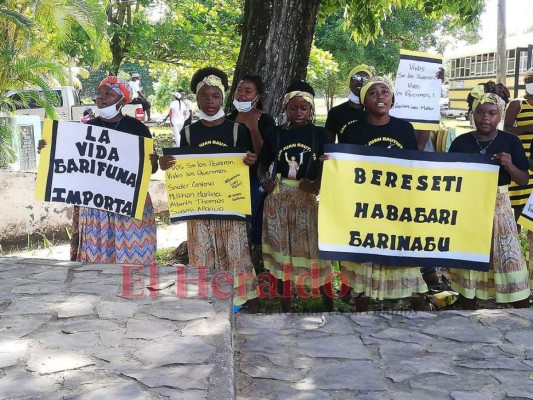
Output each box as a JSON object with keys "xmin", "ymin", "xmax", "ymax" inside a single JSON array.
[
  {"xmin": 128, "ymin": 72, "xmax": 152, "ymax": 121},
  {"xmin": 168, "ymin": 92, "xmax": 186, "ymax": 146},
  {"xmin": 178, "ymin": 88, "xmax": 193, "ymax": 126}
]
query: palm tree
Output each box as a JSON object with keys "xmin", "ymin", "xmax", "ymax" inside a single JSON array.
[{"xmin": 0, "ymin": 0, "xmax": 108, "ymax": 167}]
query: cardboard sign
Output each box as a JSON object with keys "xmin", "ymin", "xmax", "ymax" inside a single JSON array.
[
  {"xmin": 390, "ymin": 49, "xmax": 443, "ymax": 131},
  {"xmin": 35, "ymin": 120, "xmax": 153, "ymax": 220},
  {"xmin": 319, "ymin": 144, "xmax": 499, "ymax": 271},
  {"xmin": 163, "ymin": 147, "xmax": 251, "ymax": 221},
  {"xmin": 518, "ymin": 193, "xmax": 533, "ymax": 231}
]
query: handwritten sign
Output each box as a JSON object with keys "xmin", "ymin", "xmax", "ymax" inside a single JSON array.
[
  {"xmin": 35, "ymin": 119, "xmax": 153, "ymax": 220},
  {"xmin": 318, "ymin": 144, "xmax": 499, "ymax": 271},
  {"xmin": 518, "ymin": 194, "xmax": 533, "ymax": 232},
  {"xmin": 390, "ymin": 49, "xmax": 443, "ymax": 130},
  {"xmin": 163, "ymin": 147, "xmax": 251, "ymax": 221}
]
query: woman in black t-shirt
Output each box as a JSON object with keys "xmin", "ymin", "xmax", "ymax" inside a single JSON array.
[
  {"xmin": 258, "ymin": 81, "xmax": 333, "ymax": 313},
  {"xmin": 227, "ymin": 75, "xmax": 276, "ymax": 252},
  {"xmin": 340, "ymin": 77, "xmax": 427, "ymax": 311},
  {"xmin": 159, "ymin": 67, "xmax": 259, "ymax": 312},
  {"xmin": 448, "ymin": 91, "xmax": 530, "ymax": 310}
]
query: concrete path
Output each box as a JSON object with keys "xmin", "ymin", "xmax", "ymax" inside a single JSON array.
[
  {"xmin": 235, "ymin": 311, "xmax": 533, "ymax": 400},
  {"xmin": 2, "ymin": 254, "xmax": 533, "ymax": 399},
  {"xmin": 0, "ymin": 257, "xmax": 233, "ymax": 399}
]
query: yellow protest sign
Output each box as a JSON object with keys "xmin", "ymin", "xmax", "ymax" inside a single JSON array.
[
  {"xmin": 35, "ymin": 119, "xmax": 153, "ymax": 220},
  {"xmin": 163, "ymin": 148, "xmax": 251, "ymax": 221},
  {"xmin": 518, "ymin": 193, "xmax": 533, "ymax": 231},
  {"xmin": 318, "ymin": 144, "xmax": 499, "ymax": 271}
]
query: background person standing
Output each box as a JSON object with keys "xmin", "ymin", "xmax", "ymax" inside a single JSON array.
[
  {"xmin": 168, "ymin": 92, "xmax": 186, "ymax": 146},
  {"xmin": 128, "ymin": 72, "xmax": 152, "ymax": 121},
  {"xmin": 178, "ymin": 88, "xmax": 194, "ymax": 126}
]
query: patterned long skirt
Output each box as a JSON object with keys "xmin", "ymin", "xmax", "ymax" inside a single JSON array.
[
  {"xmin": 262, "ymin": 182, "xmax": 332, "ymax": 290},
  {"xmin": 341, "ymin": 262, "xmax": 427, "ymax": 300},
  {"xmin": 76, "ymin": 194, "xmax": 157, "ymax": 265},
  {"xmin": 187, "ymin": 219, "xmax": 258, "ymax": 306},
  {"xmin": 449, "ymin": 191, "xmax": 530, "ymax": 302}
]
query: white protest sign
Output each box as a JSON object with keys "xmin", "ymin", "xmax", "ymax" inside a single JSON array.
[
  {"xmin": 36, "ymin": 120, "xmax": 153, "ymax": 219},
  {"xmin": 390, "ymin": 50, "xmax": 443, "ymax": 130}
]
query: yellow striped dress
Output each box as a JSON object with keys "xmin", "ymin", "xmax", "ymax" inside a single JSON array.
[{"xmin": 509, "ymin": 99, "xmax": 533, "ymax": 208}]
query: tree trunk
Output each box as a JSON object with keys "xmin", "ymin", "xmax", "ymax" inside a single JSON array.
[
  {"xmin": 496, "ymin": 0, "xmax": 506, "ymax": 84},
  {"xmin": 229, "ymin": 0, "xmax": 321, "ymax": 119},
  {"xmin": 107, "ymin": 1, "xmax": 130, "ymax": 74}
]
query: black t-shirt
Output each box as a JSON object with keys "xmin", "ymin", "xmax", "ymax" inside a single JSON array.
[
  {"xmin": 180, "ymin": 119, "xmax": 252, "ymax": 151},
  {"xmin": 87, "ymin": 115, "xmax": 152, "ymax": 138},
  {"xmin": 325, "ymin": 101, "xmax": 365, "ymax": 143},
  {"xmin": 449, "ymin": 129, "xmax": 528, "ymax": 186},
  {"xmin": 343, "ymin": 116, "xmax": 418, "ymax": 150},
  {"xmin": 258, "ymin": 123, "xmax": 331, "ymax": 181},
  {"xmin": 227, "ymin": 111, "xmax": 277, "ymax": 141}
]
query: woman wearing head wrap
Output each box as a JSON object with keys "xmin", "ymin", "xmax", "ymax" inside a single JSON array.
[
  {"xmin": 325, "ymin": 63, "xmax": 375, "ymax": 143},
  {"xmin": 343, "ymin": 76, "xmax": 418, "ymax": 149},
  {"xmin": 159, "ymin": 67, "xmax": 259, "ymax": 312},
  {"xmin": 227, "ymin": 75, "xmax": 277, "ymax": 256},
  {"xmin": 448, "ymin": 87, "xmax": 530, "ymax": 309},
  {"xmin": 38, "ymin": 76, "xmax": 159, "ymax": 264},
  {"xmin": 257, "ymin": 81, "xmax": 334, "ymax": 312},
  {"xmin": 503, "ymin": 70, "xmax": 533, "ymax": 218},
  {"xmin": 339, "ymin": 76, "xmax": 426, "ymax": 311}
]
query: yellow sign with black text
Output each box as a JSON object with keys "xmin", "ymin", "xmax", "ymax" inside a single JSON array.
[
  {"xmin": 163, "ymin": 148, "xmax": 251, "ymax": 221},
  {"xmin": 318, "ymin": 144, "xmax": 499, "ymax": 271}
]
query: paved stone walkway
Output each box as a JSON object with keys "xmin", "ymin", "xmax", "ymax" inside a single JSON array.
[
  {"xmin": 0, "ymin": 257, "xmax": 233, "ymax": 400},
  {"xmin": 235, "ymin": 311, "xmax": 533, "ymax": 400},
  {"xmin": 2, "ymin": 256, "xmax": 533, "ymax": 399}
]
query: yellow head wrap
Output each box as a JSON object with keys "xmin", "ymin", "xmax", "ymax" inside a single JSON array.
[
  {"xmin": 196, "ymin": 75, "xmax": 226, "ymax": 100},
  {"xmin": 282, "ymin": 91, "xmax": 315, "ymax": 122},
  {"xmin": 348, "ymin": 64, "xmax": 376, "ymax": 80},
  {"xmin": 470, "ymin": 85, "xmax": 505, "ymax": 121},
  {"xmin": 359, "ymin": 76, "xmax": 394, "ymax": 106}
]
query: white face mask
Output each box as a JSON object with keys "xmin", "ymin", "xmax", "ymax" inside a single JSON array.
[
  {"xmin": 348, "ymin": 92, "xmax": 360, "ymax": 105},
  {"xmin": 98, "ymin": 99, "xmax": 123, "ymax": 120},
  {"xmin": 198, "ymin": 108, "xmax": 225, "ymax": 122},
  {"xmin": 526, "ymin": 83, "xmax": 533, "ymax": 95},
  {"xmin": 233, "ymin": 97, "xmax": 257, "ymax": 112}
]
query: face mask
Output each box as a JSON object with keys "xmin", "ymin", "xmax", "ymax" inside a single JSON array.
[
  {"xmin": 233, "ymin": 97, "xmax": 257, "ymax": 112},
  {"xmin": 526, "ymin": 83, "xmax": 533, "ymax": 95},
  {"xmin": 98, "ymin": 99, "xmax": 123, "ymax": 120},
  {"xmin": 348, "ymin": 92, "xmax": 360, "ymax": 105},
  {"xmin": 198, "ymin": 108, "xmax": 225, "ymax": 122}
]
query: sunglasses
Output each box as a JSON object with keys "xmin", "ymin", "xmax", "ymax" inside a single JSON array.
[{"xmin": 351, "ymin": 74, "xmax": 370, "ymax": 83}]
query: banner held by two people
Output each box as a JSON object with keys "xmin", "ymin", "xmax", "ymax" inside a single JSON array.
[{"xmin": 319, "ymin": 144, "xmax": 499, "ymax": 271}]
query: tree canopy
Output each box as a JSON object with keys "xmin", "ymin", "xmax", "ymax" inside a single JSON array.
[
  {"xmin": 231, "ymin": 0, "xmax": 483, "ymax": 116},
  {"xmin": 0, "ymin": 0, "xmax": 107, "ymax": 166}
]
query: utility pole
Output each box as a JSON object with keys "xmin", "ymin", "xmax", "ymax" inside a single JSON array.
[{"xmin": 496, "ymin": 0, "xmax": 506, "ymax": 84}]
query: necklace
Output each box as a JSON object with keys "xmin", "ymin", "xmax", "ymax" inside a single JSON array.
[
  {"xmin": 472, "ymin": 132, "xmax": 498, "ymax": 154},
  {"xmin": 99, "ymin": 116, "xmax": 123, "ymax": 130}
]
